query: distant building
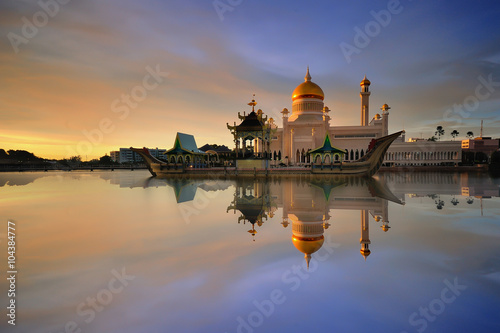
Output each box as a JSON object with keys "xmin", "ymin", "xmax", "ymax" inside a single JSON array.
[
  {"xmin": 408, "ymin": 137, "xmax": 426, "ymax": 142},
  {"xmin": 198, "ymin": 144, "xmax": 232, "ymax": 155},
  {"xmin": 199, "ymin": 143, "xmax": 233, "ymax": 162},
  {"xmin": 385, "ymin": 140, "xmax": 462, "ymax": 166},
  {"xmin": 110, "ymin": 151, "xmax": 120, "ymax": 163},
  {"xmin": 111, "ymin": 148, "xmax": 167, "ymax": 164},
  {"xmin": 461, "ymin": 137, "xmax": 499, "ymax": 163}
]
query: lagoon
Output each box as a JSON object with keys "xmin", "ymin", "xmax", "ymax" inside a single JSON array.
[{"xmin": 1, "ymin": 170, "xmax": 499, "ymax": 333}]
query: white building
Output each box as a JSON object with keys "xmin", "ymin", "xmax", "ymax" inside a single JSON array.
[
  {"xmin": 111, "ymin": 148, "xmax": 167, "ymax": 164},
  {"xmin": 384, "ymin": 140, "xmax": 462, "ymax": 166}
]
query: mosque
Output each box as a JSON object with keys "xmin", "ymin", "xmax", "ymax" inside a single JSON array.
[{"xmin": 268, "ymin": 68, "xmax": 391, "ymax": 165}]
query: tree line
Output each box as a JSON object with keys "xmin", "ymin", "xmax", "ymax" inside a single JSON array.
[{"xmin": 427, "ymin": 127, "xmax": 474, "ymax": 141}]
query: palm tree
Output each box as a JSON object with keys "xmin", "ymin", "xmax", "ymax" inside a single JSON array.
[
  {"xmin": 435, "ymin": 126, "xmax": 445, "ymax": 141},
  {"xmin": 466, "ymin": 131, "xmax": 474, "ymax": 139},
  {"xmin": 451, "ymin": 129, "xmax": 459, "ymax": 140}
]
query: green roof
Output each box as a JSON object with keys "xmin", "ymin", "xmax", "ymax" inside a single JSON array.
[
  {"xmin": 308, "ymin": 135, "xmax": 346, "ymax": 155},
  {"xmin": 165, "ymin": 132, "xmax": 206, "ymax": 155}
]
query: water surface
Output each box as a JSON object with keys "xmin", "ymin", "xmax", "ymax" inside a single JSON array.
[{"xmin": 1, "ymin": 170, "xmax": 499, "ymax": 333}]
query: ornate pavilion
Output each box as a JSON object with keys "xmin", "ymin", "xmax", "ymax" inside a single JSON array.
[{"xmin": 227, "ymin": 97, "xmax": 274, "ymax": 169}]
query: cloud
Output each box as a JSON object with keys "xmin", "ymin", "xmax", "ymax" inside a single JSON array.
[{"xmin": 1, "ymin": 1, "xmax": 500, "ymax": 158}]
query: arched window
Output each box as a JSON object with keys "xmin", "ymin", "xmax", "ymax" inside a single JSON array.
[
  {"xmin": 350, "ymin": 149, "xmax": 354, "ymax": 160},
  {"xmin": 360, "ymin": 149, "xmax": 364, "ymax": 158},
  {"xmin": 355, "ymin": 149, "xmax": 359, "ymax": 160}
]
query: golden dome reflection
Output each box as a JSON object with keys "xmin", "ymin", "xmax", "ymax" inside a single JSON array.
[
  {"xmin": 292, "ymin": 235, "xmax": 325, "ymax": 269},
  {"xmin": 292, "ymin": 235, "xmax": 325, "ymax": 255},
  {"xmin": 360, "ymin": 248, "xmax": 371, "ymax": 260}
]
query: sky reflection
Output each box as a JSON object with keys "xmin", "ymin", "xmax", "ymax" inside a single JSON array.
[{"xmin": 0, "ymin": 171, "xmax": 499, "ymax": 333}]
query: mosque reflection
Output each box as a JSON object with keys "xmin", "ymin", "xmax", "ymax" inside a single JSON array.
[{"xmin": 226, "ymin": 177, "xmax": 403, "ymax": 265}]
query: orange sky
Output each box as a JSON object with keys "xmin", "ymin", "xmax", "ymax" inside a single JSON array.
[{"xmin": 1, "ymin": 1, "xmax": 499, "ymax": 159}]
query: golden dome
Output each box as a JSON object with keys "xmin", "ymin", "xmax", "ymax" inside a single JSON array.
[
  {"xmin": 374, "ymin": 113, "xmax": 381, "ymax": 120},
  {"xmin": 381, "ymin": 103, "xmax": 391, "ymax": 112},
  {"xmin": 360, "ymin": 75, "xmax": 371, "ymax": 86},
  {"xmin": 292, "ymin": 68, "xmax": 325, "ymax": 101},
  {"xmin": 292, "ymin": 235, "xmax": 324, "ymax": 255}
]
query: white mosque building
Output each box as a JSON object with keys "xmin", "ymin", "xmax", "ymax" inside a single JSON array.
[{"xmin": 269, "ymin": 68, "xmax": 391, "ymax": 165}]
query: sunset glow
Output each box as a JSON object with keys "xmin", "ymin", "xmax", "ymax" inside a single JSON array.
[{"xmin": 1, "ymin": 1, "xmax": 499, "ymax": 159}]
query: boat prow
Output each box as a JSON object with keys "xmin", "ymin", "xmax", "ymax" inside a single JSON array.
[
  {"xmin": 310, "ymin": 130, "xmax": 404, "ymax": 176},
  {"xmin": 129, "ymin": 147, "xmax": 183, "ymax": 177}
]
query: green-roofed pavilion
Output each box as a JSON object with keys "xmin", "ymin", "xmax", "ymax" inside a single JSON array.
[
  {"xmin": 308, "ymin": 134, "xmax": 347, "ymax": 165},
  {"xmin": 164, "ymin": 132, "xmax": 209, "ymax": 165}
]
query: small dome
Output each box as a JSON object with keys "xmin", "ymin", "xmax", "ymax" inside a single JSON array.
[
  {"xmin": 360, "ymin": 75, "xmax": 371, "ymax": 86},
  {"xmin": 374, "ymin": 113, "xmax": 381, "ymax": 120},
  {"xmin": 292, "ymin": 68, "xmax": 325, "ymax": 101},
  {"xmin": 292, "ymin": 235, "xmax": 324, "ymax": 255},
  {"xmin": 360, "ymin": 248, "xmax": 371, "ymax": 258}
]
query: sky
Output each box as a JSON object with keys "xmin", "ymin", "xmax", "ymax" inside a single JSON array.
[{"xmin": 1, "ymin": 0, "xmax": 500, "ymax": 159}]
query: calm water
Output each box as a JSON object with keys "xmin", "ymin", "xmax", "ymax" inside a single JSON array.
[{"xmin": 1, "ymin": 171, "xmax": 499, "ymax": 333}]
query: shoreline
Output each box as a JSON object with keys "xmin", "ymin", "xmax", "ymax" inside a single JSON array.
[{"xmin": 0, "ymin": 164, "xmax": 490, "ymax": 175}]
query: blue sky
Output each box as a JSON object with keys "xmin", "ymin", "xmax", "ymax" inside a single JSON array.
[{"xmin": 1, "ymin": 0, "xmax": 500, "ymax": 158}]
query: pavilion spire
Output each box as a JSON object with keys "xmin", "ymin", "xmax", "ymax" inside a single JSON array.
[{"xmin": 248, "ymin": 94, "xmax": 257, "ymax": 112}]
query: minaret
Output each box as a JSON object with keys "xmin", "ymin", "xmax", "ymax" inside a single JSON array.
[
  {"xmin": 281, "ymin": 108, "xmax": 289, "ymax": 162},
  {"xmin": 360, "ymin": 76, "xmax": 371, "ymax": 126},
  {"xmin": 360, "ymin": 210, "xmax": 371, "ymax": 260},
  {"xmin": 380, "ymin": 195, "xmax": 390, "ymax": 231},
  {"xmin": 381, "ymin": 103, "xmax": 391, "ymax": 136}
]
